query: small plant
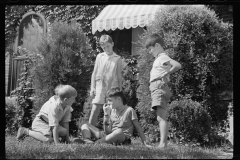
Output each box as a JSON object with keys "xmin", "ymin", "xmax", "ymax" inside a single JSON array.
[{"xmin": 5, "ymin": 96, "xmax": 18, "ymax": 135}]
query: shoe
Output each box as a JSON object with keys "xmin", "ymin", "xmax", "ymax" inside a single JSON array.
[
  {"xmin": 72, "ymin": 138, "xmax": 85, "ymax": 144},
  {"xmin": 16, "ymin": 127, "xmax": 28, "ymax": 140},
  {"xmin": 83, "ymin": 138, "xmax": 94, "ymax": 144}
]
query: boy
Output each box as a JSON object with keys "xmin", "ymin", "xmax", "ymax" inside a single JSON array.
[
  {"xmin": 89, "ymin": 35, "xmax": 123, "ymax": 126},
  {"xmin": 80, "ymin": 87, "xmax": 151, "ymax": 147},
  {"xmin": 145, "ymin": 34, "xmax": 182, "ymax": 149},
  {"xmin": 16, "ymin": 84, "xmax": 77, "ymax": 145}
]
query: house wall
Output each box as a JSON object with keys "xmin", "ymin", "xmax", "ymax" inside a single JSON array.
[{"xmin": 5, "ymin": 54, "xmax": 10, "ymax": 95}]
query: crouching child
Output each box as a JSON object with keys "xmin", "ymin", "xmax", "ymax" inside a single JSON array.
[{"xmin": 16, "ymin": 84, "xmax": 77, "ymax": 145}]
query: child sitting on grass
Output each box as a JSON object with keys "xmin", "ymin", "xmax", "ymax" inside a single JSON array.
[
  {"xmin": 16, "ymin": 84, "xmax": 77, "ymax": 145},
  {"xmin": 79, "ymin": 87, "xmax": 152, "ymax": 147}
]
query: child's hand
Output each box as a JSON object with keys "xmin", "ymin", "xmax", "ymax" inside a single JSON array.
[
  {"xmin": 90, "ymin": 88, "xmax": 96, "ymax": 97},
  {"xmin": 103, "ymin": 103, "xmax": 111, "ymax": 116}
]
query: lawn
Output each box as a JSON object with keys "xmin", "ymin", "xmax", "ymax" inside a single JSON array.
[{"xmin": 5, "ymin": 135, "xmax": 224, "ymax": 159}]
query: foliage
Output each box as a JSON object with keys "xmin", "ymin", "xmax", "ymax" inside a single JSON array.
[
  {"xmin": 167, "ymin": 97, "xmax": 212, "ymax": 146},
  {"xmin": 35, "ymin": 5, "xmax": 106, "ymax": 55},
  {"xmin": 5, "ymin": 5, "xmax": 35, "ymax": 50},
  {"xmin": 6, "ymin": 5, "xmax": 106, "ymax": 136},
  {"xmin": 10, "ymin": 47, "xmax": 36, "ymax": 132},
  {"xmin": 31, "ymin": 21, "xmax": 92, "ymax": 136},
  {"xmin": 136, "ymin": 5, "xmax": 233, "ymax": 138},
  {"xmin": 5, "ymin": 97, "xmax": 18, "ymax": 135}
]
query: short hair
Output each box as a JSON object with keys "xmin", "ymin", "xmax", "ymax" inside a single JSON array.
[
  {"xmin": 55, "ymin": 84, "xmax": 77, "ymax": 100},
  {"xmin": 107, "ymin": 87, "xmax": 126, "ymax": 105},
  {"xmin": 145, "ymin": 33, "xmax": 165, "ymax": 49},
  {"xmin": 99, "ymin": 34, "xmax": 113, "ymax": 45}
]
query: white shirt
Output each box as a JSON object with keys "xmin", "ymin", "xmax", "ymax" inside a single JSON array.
[
  {"xmin": 150, "ymin": 53, "xmax": 172, "ymax": 83},
  {"xmin": 36, "ymin": 96, "xmax": 73, "ymax": 126},
  {"xmin": 95, "ymin": 52, "xmax": 121, "ymax": 89}
]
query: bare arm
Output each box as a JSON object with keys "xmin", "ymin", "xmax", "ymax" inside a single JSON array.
[
  {"xmin": 61, "ymin": 122, "xmax": 70, "ymax": 143},
  {"xmin": 117, "ymin": 58, "xmax": 123, "ymax": 90},
  {"xmin": 132, "ymin": 119, "xmax": 148, "ymax": 145},
  {"xmin": 90, "ymin": 56, "xmax": 99, "ymax": 96},
  {"xmin": 168, "ymin": 59, "xmax": 182, "ymax": 74},
  {"xmin": 103, "ymin": 123, "xmax": 112, "ymax": 135},
  {"xmin": 53, "ymin": 126, "xmax": 60, "ymax": 145}
]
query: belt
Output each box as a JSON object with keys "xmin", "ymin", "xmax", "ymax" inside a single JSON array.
[
  {"xmin": 39, "ymin": 116, "xmax": 48, "ymax": 124},
  {"xmin": 150, "ymin": 77, "xmax": 164, "ymax": 83}
]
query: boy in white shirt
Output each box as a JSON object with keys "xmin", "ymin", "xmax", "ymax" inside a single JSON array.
[
  {"xmin": 89, "ymin": 35, "xmax": 123, "ymax": 127},
  {"xmin": 145, "ymin": 34, "xmax": 182, "ymax": 149},
  {"xmin": 16, "ymin": 84, "xmax": 77, "ymax": 145}
]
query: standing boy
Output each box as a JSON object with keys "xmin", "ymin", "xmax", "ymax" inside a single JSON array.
[
  {"xmin": 145, "ymin": 34, "xmax": 182, "ymax": 149},
  {"xmin": 16, "ymin": 84, "xmax": 77, "ymax": 145},
  {"xmin": 89, "ymin": 35, "xmax": 123, "ymax": 126}
]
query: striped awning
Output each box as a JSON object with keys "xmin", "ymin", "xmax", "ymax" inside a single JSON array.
[{"xmin": 92, "ymin": 5, "xmax": 161, "ymax": 34}]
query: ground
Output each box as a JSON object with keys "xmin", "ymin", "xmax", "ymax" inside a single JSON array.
[{"xmin": 5, "ymin": 135, "xmax": 233, "ymax": 159}]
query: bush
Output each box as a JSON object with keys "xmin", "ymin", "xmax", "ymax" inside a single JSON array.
[
  {"xmin": 5, "ymin": 97, "xmax": 18, "ymax": 135},
  {"xmin": 136, "ymin": 5, "xmax": 233, "ymax": 140},
  {"xmin": 32, "ymin": 21, "xmax": 93, "ymax": 136},
  {"xmin": 167, "ymin": 97, "xmax": 212, "ymax": 146}
]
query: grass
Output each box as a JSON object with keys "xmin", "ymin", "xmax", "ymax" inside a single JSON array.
[{"xmin": 5, "ymin": 134, "xmax": 225, "ymax": 159}]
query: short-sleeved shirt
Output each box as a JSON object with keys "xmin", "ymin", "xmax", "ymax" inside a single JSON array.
[
  {"xmin": 36, "ymin": 96, "xmax": 73, "ymax": 127},
  {"xmin": 150, "ymin": 53, "xmax": 172, "ymax": 83},
  {"xmin": 95, "ymin": 52, "xmax": 122, "ymax": 90},
  {"xmin": 110, "ymin": 106, "xmax": 138, "ymax": 138}
]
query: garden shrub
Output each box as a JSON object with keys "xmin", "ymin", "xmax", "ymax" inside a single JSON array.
[
  {"xmin": 31, "ymin": 21, "xmax": 93, "ymax": 136},
  {"xmin": 136, "ymin": 5, "xmax": 232, "ymax": 144},
  {"xmin": 167, "ymin": 96, "xmax": 212, "ymax": 146}
]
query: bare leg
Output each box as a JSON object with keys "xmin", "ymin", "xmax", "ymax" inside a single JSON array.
[
  {"xmin": 156, "ymin": 106, "xmax": 168, "ymax": 148},
  {"xmin": 95, "ymin": 128, "xmax": 125, "ymax": 144},
  {"xmin": 89, "ymin": 104, "xmax": 103, "ymax": 126},
  {"xmin": 81, "ymin": 123, "xmax": 102, "ymax": 139},
  {"xmin": 28, "ymin": 130, "xmax": 53, "ymax": 143}
]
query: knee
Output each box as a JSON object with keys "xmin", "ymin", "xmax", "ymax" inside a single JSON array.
[
  {"xmin": 157, "ymin": 116, "xmax": 166, "ymax": 123},
  {"xmin": 112, "ymin": 129, "xmax": 125, "ymax": 143},
  {"xmin": 113, "ymin": 129, "xmax": 125, "ymax": 138},
  {"xmin": 59, "ymin": 128, "xmax": 67, "ymax": 136},
  {"xmin": 81, "ymin": 123, "xmax": 89, "ymax": 130}
]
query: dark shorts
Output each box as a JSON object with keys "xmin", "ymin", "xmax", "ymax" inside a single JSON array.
[{"xmin": 149, "ymin": 79, "xmax": 172, "ymax": 110}]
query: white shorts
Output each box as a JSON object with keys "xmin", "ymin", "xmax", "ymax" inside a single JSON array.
[
  {"xmin": 31, "ymin": 117, "xmax": 66, "ymax": 136},
  {"xmin": 92, "ymin": 79, "xmax": 108, "ymax": 104}
]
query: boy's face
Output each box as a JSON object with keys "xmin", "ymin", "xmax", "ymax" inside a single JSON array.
[
  {"xmin": 106, "ymin": 96, "xmax": 119, "ymax": 109},
  {"xmin": 148, "ymin": 43, "xmax": 160, "ymax": 58},
  {"xmin": 100, "ymin": 42, "xmax": 114, "ymax": 55},
  {"xmin": 64, "ymin": 96, "xmax": 76, "ymax": 106}
]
